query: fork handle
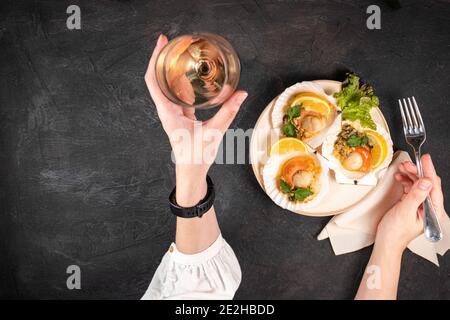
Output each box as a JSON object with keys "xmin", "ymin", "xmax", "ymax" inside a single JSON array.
[{"xmin": 415, "ymin": 151, "xmax": 442, "ymax": 242}]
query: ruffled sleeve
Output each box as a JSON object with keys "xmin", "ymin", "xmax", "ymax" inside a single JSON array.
[{"xmin": 141, "ymin": 234, "xmax": 241, "ymax": 300}]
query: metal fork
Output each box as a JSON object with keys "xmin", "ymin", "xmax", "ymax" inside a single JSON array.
[{"xmin": 399, "ymin": 97, "xmax": 442, "ymax": 242}]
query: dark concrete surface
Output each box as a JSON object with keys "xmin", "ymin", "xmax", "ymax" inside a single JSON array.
[{"xmin": 0, "ymin": 0, "xmax": 449, "ymax": 299}]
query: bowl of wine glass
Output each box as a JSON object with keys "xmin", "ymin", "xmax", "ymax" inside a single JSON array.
[{"xmin": 155, "ymin": 32, "xmax": 241, "ymax": 109}]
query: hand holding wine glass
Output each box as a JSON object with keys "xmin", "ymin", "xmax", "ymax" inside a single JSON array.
[{"xmin": 144, "ymin": 34, "xmax": 247, "ymax": 253}]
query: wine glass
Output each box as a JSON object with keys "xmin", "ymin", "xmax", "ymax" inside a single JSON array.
[{"xmin": 155, "ymin": 32, "xmax": 241, "ymax": 109}]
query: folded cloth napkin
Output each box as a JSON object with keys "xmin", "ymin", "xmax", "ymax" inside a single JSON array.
[{"xmin": 318, "ymin": 151, "xmax": 450, "ymax": 266}]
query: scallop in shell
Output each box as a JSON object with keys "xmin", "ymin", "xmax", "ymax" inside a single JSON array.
[
  {"xmin": 263, "ymin": 151, "xmax": 329, "ymax": 212},
  {"xmin": 272, "ymin": 81, "xmax": 340, "ymax": 148},
  {"xmin": 321, "ymin": 120, "xmax": 393, "ymax": 184}
]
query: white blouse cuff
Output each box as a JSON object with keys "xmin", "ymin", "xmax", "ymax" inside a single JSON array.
[
  {"xmin": 169, "ymin": 233, "xmax": 226, "ymax": 265},
  {"xmin": 141, "ymin": 234, "xmax": 241, "ymax": 300}
]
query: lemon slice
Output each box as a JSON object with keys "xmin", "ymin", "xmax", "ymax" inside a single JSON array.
[
  {"xmin": 270, "ymin": 138, "xmax": 308, "ymax": 156},
  {"xmin": 290, "ymin": 93, "xmax": 332, "ymax": 116},
  {"xmin": 365, "ymin": 130, "xmax": 387, "ymax": 168}
]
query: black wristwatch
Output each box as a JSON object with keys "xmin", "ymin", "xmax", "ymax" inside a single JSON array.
[{"xmin": 169, "ymin": 176, "xmax": 215, "ymax": 218}]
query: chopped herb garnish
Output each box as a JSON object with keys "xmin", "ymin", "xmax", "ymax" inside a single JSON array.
[
  {"xmin": 346, "ymin": 134, "xmax": 369, "ymax": 147},
  {"xmin": 288, "ymin": 104, "xmax": 302, "ymax": 119},
  {"xmin": 282, "ymin": 104, "xmax": 302, "ymax": 137},
  {"xmin": 293, "ymin": 187, "xmax": 314, "ymax": 201},
  {"xmin": 282, "ymin": 122, "xmax": 297, "ymax": 137},
  {"xmin": 279, "ymin": 178, "xmax": 314, "ymax": 202},
  {"xmin": 280, "ymin": 179, "xmax": 292, "ymax": 193}
]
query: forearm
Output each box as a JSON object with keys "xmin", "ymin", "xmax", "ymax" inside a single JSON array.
[
  {"xmin": 174, "ymin": 166, "xmax": 220, "ymax": 254},
  {"xmin": 355, "ymin": 241, "xmax": 403, "ymax": 300}
]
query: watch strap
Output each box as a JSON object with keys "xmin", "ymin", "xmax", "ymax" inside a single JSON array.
[{"xmin": 169, "ymin": 176, "xmax": 215, "ymax": 218}]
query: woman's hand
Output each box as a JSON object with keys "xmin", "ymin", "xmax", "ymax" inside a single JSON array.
[
  {"xmin": 144, "ymin": 34, "xmax": 248, "ymax": 206},
  {"xmin": 145, "ymin": 35, "xmax": 247, "ymax": 206},
  {"xmin": 356, "ymin": 154, "xmax": 446, "ymax": 300},
  {"xmin": 144, "ymin": 34, "xmax": 247, "ymax": 254},
  {"xmin": 376, "ymin": 154, "xmax": 446, "ymax": 254}
]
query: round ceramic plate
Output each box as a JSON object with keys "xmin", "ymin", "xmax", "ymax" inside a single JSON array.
[{"xmin": 249, "ymin": 80, "xmax": 390, "ymax": 217}]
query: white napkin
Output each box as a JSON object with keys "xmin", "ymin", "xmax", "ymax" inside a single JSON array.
[{"xmin": 318, "ymin": 151, "xmax": 450, "ymax": 266}]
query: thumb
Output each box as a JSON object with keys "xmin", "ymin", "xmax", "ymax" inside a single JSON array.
[
  {"xmin": 206, "ymin": 90, "xmax": 248, "ymax": 134},
  {"xmin": 400, "ymin": 178, "xmax": 432, "ymax": 214},
  {"xmin": 145, "ymin": 34, "xmax": 170, "ymax": 105}
]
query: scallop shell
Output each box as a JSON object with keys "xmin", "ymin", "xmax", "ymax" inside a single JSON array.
[
  {"xmin": 271, "ymin": 81, "xmax": 340, "ymax": 148},
  {"xmin": 321, "ymin": 120, "xmax": 394, "ymax": 184},
  {"xmin": 262, "ymin": 151, "xmax": 330, "ymax": 211}
]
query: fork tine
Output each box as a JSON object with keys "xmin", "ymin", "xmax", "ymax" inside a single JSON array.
[
  {"xmin": 407, "ymin": 97, "xmax": 419, "ymax": 131},
  {"xmin": 412, "ymin": 96, "xmax": 425, "ymax": 132},
  {"xmin": 398, "ymin": 99, "xmax": 408, "ymax": 134},
  {"xmin": 402, "ymin": 98, "xmax": 413, "ymax": 133}
]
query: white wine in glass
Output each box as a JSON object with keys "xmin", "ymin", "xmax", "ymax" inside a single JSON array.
[{"xmin": 155, "ymin": 32, "xmax": 241, "ymax": 109}]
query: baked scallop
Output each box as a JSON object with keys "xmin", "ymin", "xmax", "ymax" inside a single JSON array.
[
  {"xmin": 263, "ymin": 151, "xmax": 329, "ymax": 211},
  {"xmin": 272, "ymin": 81, "xmax": 340, "ymax": 148},
  {"xmin": 322, "ymin": 120, "xmax": 393, "ymax": 183}
]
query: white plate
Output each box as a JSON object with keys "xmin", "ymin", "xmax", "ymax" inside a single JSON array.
[{"xmin": 249, "ymin": 80, "xmax": 390, "ymax": 217}]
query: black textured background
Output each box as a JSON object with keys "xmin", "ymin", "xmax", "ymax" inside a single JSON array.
[{"xmin": 1, "ymin": 0, "xmax": 449, "ymax": 299}]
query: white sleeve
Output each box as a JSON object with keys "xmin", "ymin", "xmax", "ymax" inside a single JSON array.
[{"xmin": 141, "ymin": 234, "xmax": 241, "ymax": 300}]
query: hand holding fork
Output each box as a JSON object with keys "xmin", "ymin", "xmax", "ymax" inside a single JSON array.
[{"xmin": 399, "ymin": 97, "xmax": 442, "ymax": 242}]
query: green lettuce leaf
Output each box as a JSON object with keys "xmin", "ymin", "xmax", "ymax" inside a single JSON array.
[{"xmin": 334, "ymin": 73, "xmax": 379, "ymax": 130}]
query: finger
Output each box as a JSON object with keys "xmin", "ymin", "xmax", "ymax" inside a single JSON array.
[
  {"xmin": 145, "ymin": 35, "xmax": 169, "ymax": 102},
  {"xmin": 395, "ymin": 173, "xmax": 413, "ymax": 193},
  {"xmin": 171, "ymin": 74, "xmax": 196, "ymax": 105},
  {"xmin": 396, "ymin": 176, "xmax": 413, "ymax": 194},
  {"xmin": 399, "ymin": 162, "xmax": 418, "ymax": 182},
  {"xmin": 422, "ymin": 154, "xmax": 437, "ymax": 177},
  {"xmin": 400, "ymin": 161, "xmax": 418, "ymax": 175},
  {"xmin": 403, "ymin": 161, "xmax": 418, "ymax": 174},
  {"xmin": 205, "ymin": 90, "xmax": 248, "ymax": 134},
  {"xmin": 421, "ymin": 153, "xmax": 444, "ymax": 210},
  {"xmin": 166, "ymin": 37, "xmax": 194, "ymax": 84},
  {"xmin": 399, "ymin": 178, "xmax": 432, "ymax": 215},
  {"xmin": 395, "ymin": 172, "xmax": 413, "ymax": 184},
  {"xmin": 144, "ymin": 35, "xmax": 184, "ymax": 120},
  {"xmin": 417, "ymin": 204, "xmax": 424, "ymax": 219},
  {"xmin": 183, "ymin": 107, "xmax": 196, "ymax": 120}
]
